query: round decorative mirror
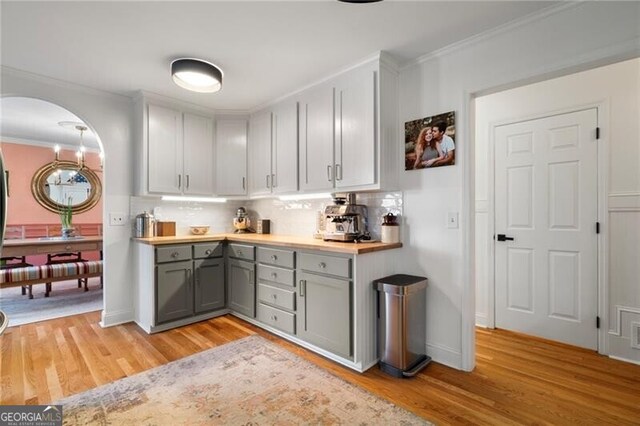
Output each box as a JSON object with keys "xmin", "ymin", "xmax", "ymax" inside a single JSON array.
[{"xmin": 31, "ymin": 160, "xmax": 102, "ymax": 214}]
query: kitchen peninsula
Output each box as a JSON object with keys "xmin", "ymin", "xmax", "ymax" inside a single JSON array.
[{"xmin": 134, "ymin": 234, "xmax": 402, "ymax": 372}]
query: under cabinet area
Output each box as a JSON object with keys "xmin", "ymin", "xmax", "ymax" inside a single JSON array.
[
  {"xmin": 135, "ymin": 236, "xmax": 401, "ymax": 372},
  {"xmin": 135, "ymin": 241, "xmax": 227, "ymax": 333},
  {"xmin": 227, "ymin": 244, "xmax": 256, "ymax": 318}
]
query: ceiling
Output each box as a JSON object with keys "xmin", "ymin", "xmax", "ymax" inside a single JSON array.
[{"xmin": 1, "ymin": 1, "xmax": 557, "ymax": 112}]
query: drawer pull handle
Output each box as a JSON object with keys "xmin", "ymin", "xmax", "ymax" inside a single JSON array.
[
  {"xmin": 271, "ymin": 315, "xmax": 278, "ymax": 321},
  {"xmin": 318, "ymin": 262, "xmax": 326, "ymax": 269},
  {"xmin": 271, "ymin": 255, "xmax": 277, "ymax": 262},
  {"xmin": 205, "ymin": 249, "xmax": 212, "ymax": 255},
  {"xmin": 171, "ymin": 252, "xmax": 179, "ymax": 258}
]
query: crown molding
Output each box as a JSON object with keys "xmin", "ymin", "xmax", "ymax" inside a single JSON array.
[
  {"xmin": 1, "ymin": 136, "xmax": 101, "ymax": 153},
  {"xmin": 0, "ymin": 65, "xmax": 132, "ymax": 103},
  {"xmin": 401, "ymin": 2, "xmax": 580, "ymax": 71}
]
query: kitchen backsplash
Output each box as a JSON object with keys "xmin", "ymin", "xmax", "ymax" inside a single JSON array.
[{"xmin": 130, "ymin": 192, "xmax": 403, "ymax": 240}]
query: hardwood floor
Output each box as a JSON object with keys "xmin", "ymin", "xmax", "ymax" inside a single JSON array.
[{"xmin": 1, "ymin": 312, "xmax": 639, "ymax": 424}]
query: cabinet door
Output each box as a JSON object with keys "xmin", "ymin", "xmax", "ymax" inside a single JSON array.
[
  {"xmin": 297, "ymin": 271, "xmax": 351, "ymax": 358},
  {"xmin": 228, "ymin": 258, "xmax": 256, "ymax": 318},
  {"xmin": 335, "ymin": 66, "xmax": 376, "ymax": 188},
  {"xmin": 157, "ymin": 260, "xmax": 193, "ymax": 323},
  {"xmin": 215, "ymin": 119, "xmax": 247, "ymax": 195},
  {"xmin": 183, "ymin": 113, "xmax": 215, "ymax": 195},
  {"xmin": 299, "ymin": 85, "xmax": 335, "ymax": 191},
  {"xmin": 248, "ymin": 110, "xmax": 273, "ymax": 196},
  {"xmin": 272, "ymin": 100, "xmax": 298, "ymax": 194},
  {"xmin": 194, "ymin": 258, "xmax": 225, "ymax": 313},
  {"xmin": 148, "ymin": 104, "xmax": 183, "ymax": 194}
]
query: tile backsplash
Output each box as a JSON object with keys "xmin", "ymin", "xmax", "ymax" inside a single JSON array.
[{"xmin": 130, "ymin": 192, "xmax": 403, "ymax": 240}]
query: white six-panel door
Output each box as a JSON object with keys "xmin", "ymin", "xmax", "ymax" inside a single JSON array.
[{"xmin": 494, "ymin": 108, "xmax": 598, "ymax": 350}]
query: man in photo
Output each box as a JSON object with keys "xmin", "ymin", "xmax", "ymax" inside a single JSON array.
[{"xmin": 430, "ymin": 121, "xmax": 455, "ymax": 167}]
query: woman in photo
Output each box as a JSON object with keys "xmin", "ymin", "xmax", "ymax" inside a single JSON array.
[{"xmin": 413, "ymin": 127, "xmax": 443, "ymax": 169}]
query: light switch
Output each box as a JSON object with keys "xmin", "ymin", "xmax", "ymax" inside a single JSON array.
[
  {"xmin": 447, "ymin": 212, "xmax": 459, "ymax": 229},
  {"xmin": 109, "ymin": 213, "xmax": 126, "ymax": 226}
]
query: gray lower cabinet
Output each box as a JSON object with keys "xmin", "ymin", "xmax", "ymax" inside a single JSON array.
[
  {"xmin": 228, "ymin": 258, "xmax": 256, "ymax": 317},
  {"xmin": 297, "ymin": 270, "xmax": 351, "ymax": 359},
  {"xmin": 157, "ymin": 260, "xmax": 194, "ymax": 323},
  {"xmin": 194, "ymin": 258, "xmax": 225, "ymax": 313},
  {"xmin": 156, "ymin": 243, "xmax": 225, "ymax": 325}
]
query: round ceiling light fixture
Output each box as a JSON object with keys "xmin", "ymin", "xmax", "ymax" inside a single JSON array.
[{"xmin": 171, "ymin": 58, "xmax": 223, "ymax": 93}]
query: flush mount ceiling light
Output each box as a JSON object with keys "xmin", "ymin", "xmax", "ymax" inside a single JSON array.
[{"xmin": 171, "ymin": 58, "xmax": 223, "ymax": 93}]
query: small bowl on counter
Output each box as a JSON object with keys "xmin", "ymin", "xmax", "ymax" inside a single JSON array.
[{"xmin": 189, "ymin": 225, "xmax": 210, "ymax": 235}]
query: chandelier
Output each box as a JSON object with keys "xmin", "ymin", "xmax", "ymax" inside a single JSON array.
[{"xmin": 54, "ymin": 121, "xmax": 103, "ymax": 172}]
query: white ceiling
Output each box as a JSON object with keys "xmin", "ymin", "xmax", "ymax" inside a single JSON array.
[{"xmin": 1, "ymin": 1, "xmax": 557, "ymax": 112}]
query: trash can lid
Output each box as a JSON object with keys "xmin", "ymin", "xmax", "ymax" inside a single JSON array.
[{"xmin": 374, "ymin": 274, "xmax": 428, "ymax": 295}]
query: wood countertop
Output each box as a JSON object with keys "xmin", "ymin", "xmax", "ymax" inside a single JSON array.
[{"xmin": 134, "ymin": 233, "xmax": 402, "ymax": 254}]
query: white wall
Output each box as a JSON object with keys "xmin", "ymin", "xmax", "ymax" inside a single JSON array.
[
  {"xmin": 474, "ymin": 58, "xmax": 640, "ymax": 363},
  {"xmin": 1, "ymin": 68, "xmax": 135, "ymax": 326},
  {"xmin": 398, "ymin": 1, "xmax": 640, "ymax": 370}
]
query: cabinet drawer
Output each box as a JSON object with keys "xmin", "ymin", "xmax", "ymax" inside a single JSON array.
[
  {"xmin": 156, "ymin": 245, "xmax": 192, "ymax": 263},
  {"xmin": 257, "ymin": 265, "xmax": 295, "ymax": 287},
  {"xmin": 193, "ymin": 242, "xmax": 223, "ymax": 259},
  {"xmin": 257, "ymin": 247, "xmax": 295, "ymax": 269},
  {"xmin": 228, "ymin": 243, "xmax": 255, "ymax": 261},
  {"xmin": 258, "ymin": 283, "xmax": 295, "ymax": 311},
  {"xmin": 257, "ymin": 303, "xmax": 295, "ymax": 334},
  {"xmin": 298, "ymin": 253, "xmax": 351, "ymax": 278}
]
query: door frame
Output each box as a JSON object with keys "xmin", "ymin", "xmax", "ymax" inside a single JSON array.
[{"xmin": 482, "ymin": 101, "xmax": 609, "ymax": 355}]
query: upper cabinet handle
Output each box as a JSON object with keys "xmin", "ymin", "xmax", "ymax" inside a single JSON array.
[
  {"xmin": 336, "ymin": 164, "xmax": 342, "ymax": 181},
  {"xmin": 242, "ymin": 177, "xmax": 245, "ymax": 190},
  {"xmin": 186, "ymin": 174, "xmax": 190, "ymax": 190},
  {"xmin": 266, "ymin": 174, "xmax": 271, "ymax": 189},
  {"xmin": 178, "ymin": 174, "xmax": 182, "ymax": 189},
  {"xmin": 327, "ymin": 165, "xmax": 333, "ymax": 182}
]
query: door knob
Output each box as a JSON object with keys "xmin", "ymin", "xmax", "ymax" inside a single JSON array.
[{"xmin": 496, "ymin": 234, "xmax": 515, "ymax": 242}]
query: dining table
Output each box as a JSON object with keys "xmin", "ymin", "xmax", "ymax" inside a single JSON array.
[{"xmin": 1, "ymin": 236, "xmax": 103, "ymax": 258}]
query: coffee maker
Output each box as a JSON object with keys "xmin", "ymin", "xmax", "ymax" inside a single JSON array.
[{"xmin": 323, "ymin": 193, "xmax": 368, "ymax": 242}]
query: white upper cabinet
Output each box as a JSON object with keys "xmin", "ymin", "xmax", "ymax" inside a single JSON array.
[
  {"xmin": 248, "ymin": 100, "xmax": 299, "ymax": 197},
  {"xmin": 248, "ymin": 110, "xmax": 273, "ymax": 196},
  {"xmin": 215, "ymin": 119, "xmax": 247, "ymax": 196},
  {"xmin": 141, "ymin": 98, "xmax": 215, "ymax": 196},
  {"xmin": 334, "ymin": 64, "xmax": 376, "ymax": 189},
  {"xmin": 271, "ymin": 100, "xmax": 298, "ymax": 194},
  {"xmin": 148, "ymin": 104, "xmax": 183, "ymax": 194},
  {"xmin": 183, "ymin": 112, "xmax": 215, "ymax": 195},
  {"xmin": 298, "ymin": 56, "xmax": 398, "ymax": 193},
  {"xmin": 299, "ymin": 83, "xmax": 335, "ymax": 192}
]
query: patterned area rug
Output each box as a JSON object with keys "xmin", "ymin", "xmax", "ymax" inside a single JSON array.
[
  {"xmin": 0, "ymin": 278, "xmax": 102, "ymax": 327},
  {"xmin": 57, "ymin": 335, "xmax": 429, "ymax": 425}
]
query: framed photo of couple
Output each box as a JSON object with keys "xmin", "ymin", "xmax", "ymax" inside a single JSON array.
[{"xmin": 404, "ymin": 111, "xmax": 456, "ymax": 171}]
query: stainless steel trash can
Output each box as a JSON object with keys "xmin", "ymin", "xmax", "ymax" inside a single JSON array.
[{"xmin": 374, "ymin": 274, "xmax": 431, "ymax": 378}]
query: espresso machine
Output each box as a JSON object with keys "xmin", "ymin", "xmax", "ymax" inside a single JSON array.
[{"xmin": 323, "ymin": 193, "xmax": 369, "ymax": 242}]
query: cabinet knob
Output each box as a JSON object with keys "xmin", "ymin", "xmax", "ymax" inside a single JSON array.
[
  {"xmin": 171, "ymin": 252, "xmax": 179, "ymax": 258},
  {"xmin": 271, "ymin": 255, "xmax": 277, "ymax": 262},
  {"xmin": 271, "ymin": 272, "xmax": 277, "ymax": 279},
  {"xmin": 205, "ymin": 249, "xmax": 212, "ymax": 255},
  {"xmin": 318, "ymin": 262, "xmax": 326, "ymax": 269},
  {"xmin": 237, "ymin": 251, "xmax": 243, "ymax": 256},
  {"xmin": 65, "ymin": 245, "xmax": 72, "ymax": 250},
  {"xmin": 271, "ymin": 315, "xmax": 278, "ymax": 321},
  {"xmin": 272, "ymin": 293, "xmax": 277, "ymax": 299}
]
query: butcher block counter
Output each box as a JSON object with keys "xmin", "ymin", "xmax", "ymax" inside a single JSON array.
[{"xmin": 134, "ymin": 233, "xmax": 402, "ymax": 254}]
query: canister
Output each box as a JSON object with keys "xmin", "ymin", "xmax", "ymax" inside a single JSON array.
[
  {"xmin": 381, "ymin": 213, "xmax": 400, "ymax": 244},
  {"xmin": 135, "ymin": 211, "xmax": 155, "ymax": 238}
]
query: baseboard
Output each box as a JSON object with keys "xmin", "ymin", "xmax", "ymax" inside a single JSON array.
[
  {"xmin": 426, "ymin": 342, "xmax": 462, "ymax": 370},
  {"xmin": 475, "ymin": 314, "xmax": 488, "ymax": 328},
  {"xmin": 609, "ymin": 354, "xmax": 640, "ymax": 366},
  {"xmin": 100, "ymin": 309, "xmax": 134, "ymax": 328}
]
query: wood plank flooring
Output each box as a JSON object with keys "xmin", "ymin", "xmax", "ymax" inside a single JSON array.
[{"xmin": 1, "ymin": 312, "xmax": 640, "ymax": 425}]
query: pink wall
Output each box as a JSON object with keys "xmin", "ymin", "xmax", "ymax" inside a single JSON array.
[{"xmin": 1, "ymin": 141, "xmax": 103, "ymax": 225}]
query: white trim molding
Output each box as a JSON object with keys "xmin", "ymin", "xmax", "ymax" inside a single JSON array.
[
  {"xmin": 608, "ymin": 305, "xmax": 640, "ymax": 337},
  {"xmin": 608, "ymin": 192, "xmax": 640, "ymax": 212},
  {"xmin": 100, "ymin": 309, "xmax": 134, "ymax": 328},
  {"xmin": 426, "ymin": 342, "xmax": 462, "ymax": 370}
]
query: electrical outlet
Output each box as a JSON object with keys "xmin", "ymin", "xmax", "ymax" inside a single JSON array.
[
  {"xmin": 447, "ymin": 212, "xmax": 459, "ymax": 229},
  {"xmin": 109, "ymin": 213, "xmax": 126, "ymax": 226}
]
